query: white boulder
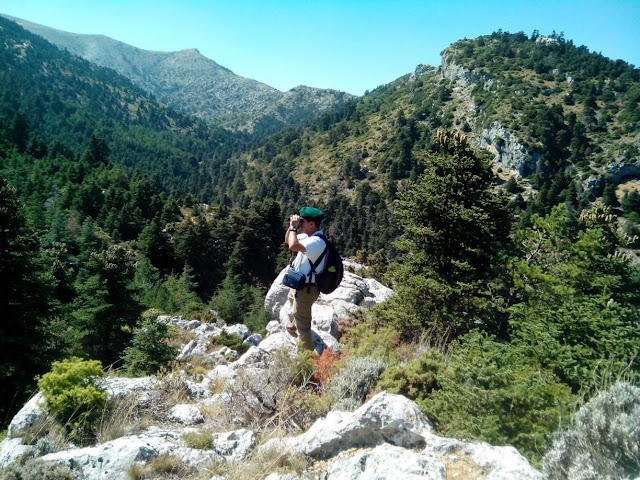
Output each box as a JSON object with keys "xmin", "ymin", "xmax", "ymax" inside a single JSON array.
[
  {"xmin": 0, "ymin": 437, "xmax": 35, "ymax": 470},
  {"xmin": 296, "ymin": 392, "xmax": 433, "ymax": 459},
  {"xmin": 223, "ymin": 324, "xmax": 250, "ymax": 340},
  {"xmin": 7, "ymin": 392, "xmax": 46, "ymax": 438},
  {"xmin": 212, "ymin": 428, "xmax": 255, "ymax": 461},
  {"xmin": 261, "ymin": 391, "xmax": 541, "ymax": 479},
  {"xmin": 169, "ymin": 404, "xmax": 204, "ymax": 425},
  {"xmin": 39, "ymin": 428, "xmax": 221, "ymax": 480},
  {"xmin": 322, "ymin": 443, "xmax": 446, "ymax": 480}
]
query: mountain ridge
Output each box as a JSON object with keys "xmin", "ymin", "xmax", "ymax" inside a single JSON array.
[{"xmin": 2, "ymin": 14, "xmax": 354, "ymax": 135}]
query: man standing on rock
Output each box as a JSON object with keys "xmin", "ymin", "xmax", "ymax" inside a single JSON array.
[{"xmin": 284, "ymin": 206, "xmax": 326, "ymax": 351}]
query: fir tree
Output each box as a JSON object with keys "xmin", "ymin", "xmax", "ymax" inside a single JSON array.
[
  {"xmin": 375, "ymin": 130, "xmax": 512, "ymax": 337},
  {"xmin": 72, "ymin": 245, "xmax": 143, "ymax": 366},
  {"xmin": 0, "ymin": 179, "xmax": 53, "ymax": 427}
]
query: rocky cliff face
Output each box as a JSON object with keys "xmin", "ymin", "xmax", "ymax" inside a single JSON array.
[
  {"xmin": 4, "ymin": 15, "xmax": 353, "ymax": 133},
  {"xmin": 0, "ymin": 267, "xmax": 541, "ymax": 479},
  {"xmin": 440, "ymin": 52, "xmax": 536, "ymax": 176}
]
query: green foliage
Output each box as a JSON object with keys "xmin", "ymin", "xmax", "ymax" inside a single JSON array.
[
  {"xmin": 208, "ymin": 276, "xmax": 243, "ymax": 324},
  {"xmin": 72, "ymin": 245, "xmax": 144, "ymax": 365},
  {"xmin": 622, "ymin": 190, "xmax": 640, "ymax": 215},
  {"xmin": 341, "ymin": 321, "xmax": 401, "ymax": 363},
  {"xmin": 241, "ymin": 286, "xmax": 273, "ymax": 335},
  {"xmin": 290, "ymin": 348, "xmax": 317, "ymax": 386},
  {"xmin": 209, "ymin": 276, "xmax": 272, "ymax": 333},
  {"xmin": 153, "ymin": 264, "xmax": 208, "ymax": 319},
  {"xmin": 327, "ymin": 356, "xmax": 388, "ymax": 411},
  {"xmin": 378, "ymin": 130, "xmax": 511, "ymax": 337},
  {"xmin": 542, "ymin": 382, "xmax": 640, "ymax": 479},
  {"xmin": 210, "ymin": 331, "xmax": 250, "ymax": 356},
  {"xmin": 123, "ymin": 319, "xmax": 178, "ymax": 376},
  {"xmin": 623, "ymin": 212, "xmax": 640, "ymax": 246},
  {"xmin": 0, "ymin": 178, "xmax": 53, "ymax": 428},
  {"xmin": 37, "ymin": 357, "xmax": 107, "ymax": 442},
  {"xmin": 421, "ymin": 332, "xmax": 574, "ymax": 464},
  {"xmin": 601, "ymin": 179, "xmax": 619, "ymax": 208},
  {"xmin": 508, "ymin": 204, "xmax": 640, "ymax": 392},
  {"xmin": 376, "ymin": 349, "xmax": 445, "ymax": 399}
]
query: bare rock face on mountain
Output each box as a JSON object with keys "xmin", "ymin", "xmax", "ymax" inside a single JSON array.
[
  {"xmin": 4, "ymin": 15, "xmax": 353, "ymax": 133},
  {"xmin": 439, "ymin": 52, "xmax": 536, "ymax": 176}
]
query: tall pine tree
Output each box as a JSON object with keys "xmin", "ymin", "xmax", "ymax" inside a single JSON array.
[
  {"xmin": 0, "ymin": 179, "xmax": 53, "ymax": 427},
  {"xmin": 375, "ymin": 130, "xmax": 511, "ymax": 337}
]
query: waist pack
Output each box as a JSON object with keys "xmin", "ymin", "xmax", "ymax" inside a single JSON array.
[{"xmin": 282, "ymin": 267, "xmax": 306, "ymax": 290}]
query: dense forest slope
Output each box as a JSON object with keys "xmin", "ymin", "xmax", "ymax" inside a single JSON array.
[
  {"xmin": 0, "ymin": 16, "xmax": 248, "ymax": 195},
  {"xmin": 3, "ymin": 14, "xmax": 354, "ymax": 137},
  {"xmin": 220, "ymin": 31, "xmax": 640, "ymax": 257}
]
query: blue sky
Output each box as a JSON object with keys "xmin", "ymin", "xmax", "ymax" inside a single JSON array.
[{"xmin": 2, "ymin": 0, "xmax": 638, "ymax": 95}]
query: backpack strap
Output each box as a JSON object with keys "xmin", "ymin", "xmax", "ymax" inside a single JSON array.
[{"xmin": 307, "ymin": 234, "xmax": 328, "ymax": 292}]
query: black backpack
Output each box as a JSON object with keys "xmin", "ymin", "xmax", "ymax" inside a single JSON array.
[{"xmin": 309, "ymin": 233, "xmax": 343, "ymax": 294}]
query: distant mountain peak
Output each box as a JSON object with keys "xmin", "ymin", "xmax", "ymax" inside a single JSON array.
[
  {"xmin": 179, "ymin": 47, "xmax": 201, "ymax": 55},
  {"xmin": 2, "ymin": 14, "xmax": 353, "ymax": 135}
]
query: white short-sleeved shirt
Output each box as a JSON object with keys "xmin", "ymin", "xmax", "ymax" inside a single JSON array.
[{"xmin": 291, "ymin": 231, "xmax": 326, "ymax": 283}]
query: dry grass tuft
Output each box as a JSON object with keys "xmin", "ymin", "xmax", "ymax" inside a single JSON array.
[
  {"xmin": 182, "ymin": 429, "xmax": 213, "ymax": 450},
  {"xmin": 128, "ymin": 455, "xmax": 197, "ymax": 479},
  {"xmin": 96, "ymin": 394, "xmax": 149, "ymax": 443},
  {"xmin": 223, "ymin": 445, "xmax": 310, "ymax": 480}
]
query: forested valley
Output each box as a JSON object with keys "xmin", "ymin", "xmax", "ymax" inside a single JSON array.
[{"xmin": 1, "ymin": 17, "xmax": 639, "ymax": 469}]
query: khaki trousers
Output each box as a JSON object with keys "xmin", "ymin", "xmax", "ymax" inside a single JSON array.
[{"xmin": 288, "ymin": 287, "xmax": 320, "ymax": 351}]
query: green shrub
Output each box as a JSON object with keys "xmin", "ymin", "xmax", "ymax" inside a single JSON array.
[
  {"xmin": 341, "ymin": 320, "xmax": 401, "ymax": 363},
  {"xmin": 290, "ymin": 348, "xmax": 316, "ymax": 386},
  {"xmin": 420, "ymin": 332, "xmax": 574, "ymax": 464},
  {"xmin": 182, "ymin": 430, "xmax": 213, "ymax": 450},
  {"xmin": 241, "ymin": 285, "xmax": 273, "ymax": 335},
  {"xmin": 542, "ymin": 381, "xmax": 640, "ymax": 479},
  {"xmin": 208, "ymin": 287, "xmax": 242, "ymax": 324},
  {"xmin": 209, "ymin": 281, "xmax": 271, "ymax": 334},
  {"xmin": 210, "ymin": 331, "xmax": 250, "ymax": 356},
  {"xmin": 327, "ymin": 356, "xmax": 387, "ymax": 411},
  {"xmin": 37, "ymin": 357, "xmax": 107, "ymax": 442},
  {"xmin": 123, "ymin": 319, "xmax": 178, "ymax": 376},
  {"xmin": 376, "ymin": 349, "xmax": 445, "ymax": 399}
]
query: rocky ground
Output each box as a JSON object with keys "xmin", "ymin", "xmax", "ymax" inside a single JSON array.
[{"xmin": 0, "ymin": 268, "xmax": 542, "ymax": 479}]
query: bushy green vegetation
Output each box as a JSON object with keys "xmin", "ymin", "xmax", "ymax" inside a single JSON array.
[
  {"xmin": 37, "ymin": 357, "xmax": 107, "ymax": 443},
  {"xmin": 374, "ymin": 130, "xmax": 511, "ymax": 338},
  {"xmin": 361, "ymin": 132, "xmax": 640, "ymax": 463},
  {"xmin": 123, "ymin": 319, "xmax": 178, "ymax": 376},
  {"xmin": 210, "ymin": 330, "xmax": 250, "ymax": 356}
]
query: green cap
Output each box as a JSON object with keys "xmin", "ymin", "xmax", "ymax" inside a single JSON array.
[{"xmin": 299, "ymin": 206, "xmax": 324, "ymax": 221}]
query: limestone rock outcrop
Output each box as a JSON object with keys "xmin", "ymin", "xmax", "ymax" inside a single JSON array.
[
  {"xmin": 265, "ymin": 266, "xmax": 393, "ymax": 341},
  {"xmin": 0, "ymin": 269, "xmax": 542, "ymax": 479}
]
